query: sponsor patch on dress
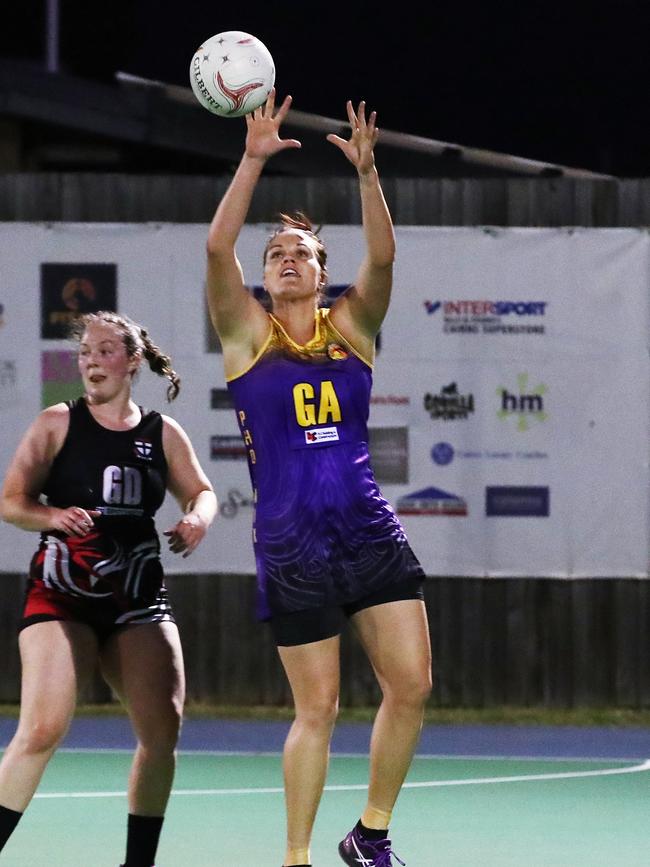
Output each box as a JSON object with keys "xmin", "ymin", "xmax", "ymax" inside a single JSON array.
[{"xmin": 305, "ymin": 426, "xmax": 340, "ymax": 444}]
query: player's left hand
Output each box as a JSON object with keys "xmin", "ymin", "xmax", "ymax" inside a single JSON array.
[
  {"xmin": 327, "ymin": 101, "xmax": 378, "ymax": 175},
  {"xmin": 164, "ymin": 513, "xmax": 208, "ymax": 558}
]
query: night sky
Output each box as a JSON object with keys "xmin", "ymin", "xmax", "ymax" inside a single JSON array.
[{"xmin": 3, "ymin": 0, "xmax": 650, "ymax": 176}]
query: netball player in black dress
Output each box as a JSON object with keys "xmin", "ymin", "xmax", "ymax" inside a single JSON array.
[{"xmin": 0, "ymin": 312, "xmax": 217, "ymax": 867}]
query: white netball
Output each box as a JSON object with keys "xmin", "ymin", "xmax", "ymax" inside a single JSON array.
[{"xmin": 189, "ymin": 31, "xmax": 275, "ymax": 118}]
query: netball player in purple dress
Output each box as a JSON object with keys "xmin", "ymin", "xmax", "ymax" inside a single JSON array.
[
  {"xmin": 0, "ymin": 312, "xmax": 218, "ymax": 867},
  {"xmin": 205, "ymin": 91, "xmax": 432, "ymax": 867}
]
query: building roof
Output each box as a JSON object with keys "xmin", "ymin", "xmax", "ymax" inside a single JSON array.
[{"xmin": 0, "ymin": 59, "xmax": 613, "ymax": 180}]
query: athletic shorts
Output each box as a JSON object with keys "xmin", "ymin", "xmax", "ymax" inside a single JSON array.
[
  {"xmin": 20, "ymin": 580, "xmax": 175, "ymax": 645},
  {"xmin": 22, "ymin": 530, "xmax": 174, "ymax": 644},
  {"xmin": 270, "ymin": 574, "xmax": 424, "ymax": 647}
]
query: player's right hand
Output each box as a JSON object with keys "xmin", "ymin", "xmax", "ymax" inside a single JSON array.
[
  {"xmin": 51, "ymin": 506, "xmax": 101, "ymax": 537},
  {"xmin": 245, "ymin": 89, "xmax": 301, "ymax": 160}
]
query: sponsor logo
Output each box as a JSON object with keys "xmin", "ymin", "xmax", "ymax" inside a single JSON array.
[
  {"xmin": 40, "ymin": 263, "xmax": 117, "ymax": 339},
  {"xmin": 397, "ymin": 486, "xmax": 468, "ymax": 516},
  {"xmin": 41, "ymin": 349, "xmax": 81, "ymax": 409},
  {"xmin": 424, "ymin": 299, "xmax": 547, "ymax": 335},
  {"xmin": 497, "ymin": 374, "xmax": 548, "ymax": 431},
  {"xmin": 219, "ymin": 487, "xmax": 255, "ymax": 519},
  {"xmin": 431, "ymin": 442, "xmax": 549, "ymax": 465},
  {"xmin": 210, "ymin": 388, "xmax": 234, "ymax": 409},
  {"xmin": 370, "ymin": 394, "xmax": 410, "ymax": 405},
  {"xmin": 485, "ymin": 486, "xmax": 550, "ymax": 517},
  {"xmin": 210, "ymin": 435, "xmax": 248, "ymax": 460},
  {"xmin": 368, "ymin": 427, "xmax": 409, "ymax": 484},
  {"xmin": 431, "ymin": 442, "xmax": 454, "ymax": 465},
  {"xmin": 424, "ymin": 383, "xmax": 474, "ymax": 420},
  {"xmin": 305, "ymin": 426, "xmax": 339, "ymax": 444},
  {"xmin": 0, "ymin": 359, "xmax": 17, "ymax": 411},
  {"xmin": 327, "ymin": 342, "xmax": 348, "ymax": 361},
  {"xmin": 0, "ymin": 359, "xmax": 16, "ymax": 386},
  {"xmin": 134, "ymin": 440, "xmax": 153, "ymax": 461}
]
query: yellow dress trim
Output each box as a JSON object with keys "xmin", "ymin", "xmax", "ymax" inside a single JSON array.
[{"xmin": 225, "ymin": 308, "xmax": 374, "ymax": 382}]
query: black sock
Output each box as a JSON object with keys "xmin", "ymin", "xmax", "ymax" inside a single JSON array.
[
  {"xmin": 357, "ymin": 819, "xmax": 388, "ymax": 841},
  {"xmin": 124, "ymin": 813, "xmax": 164, "ymax": 867},
  {"xmin": 0, "ymin": 805, "xmax": 23, "ymax": 852}
]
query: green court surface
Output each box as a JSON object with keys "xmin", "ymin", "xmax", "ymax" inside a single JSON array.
[{"xmin": 1, "ymin": 750, "xmax": 648, "ymax": 866}]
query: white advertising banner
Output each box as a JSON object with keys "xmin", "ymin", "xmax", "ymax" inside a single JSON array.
[{"xmin": 0, "ymin": 224, "xmax": 648, "ymax": 576}]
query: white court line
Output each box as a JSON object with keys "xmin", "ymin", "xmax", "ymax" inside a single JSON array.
[{"xmin": 34, "ymin": 758, "xmax": 650, "ymax": 799}]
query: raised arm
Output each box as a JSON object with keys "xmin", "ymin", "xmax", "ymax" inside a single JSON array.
[
  {"xmin": 206, "ymin": 91, "xmax": 301, "ymax": 372},
  {"xmin": 327, "ymin": 101, "xmax": 395, "ymax": 347}
]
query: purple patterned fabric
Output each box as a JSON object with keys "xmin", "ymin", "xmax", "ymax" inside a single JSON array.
[{"xmin": 227, "ymin": 309, "xmax": 423, "ymax": 620}]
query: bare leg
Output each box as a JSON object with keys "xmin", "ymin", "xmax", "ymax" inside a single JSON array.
[
  {"xmin": 101, "ymin": 620, "xmax": 185, "ymax": 816},
  {"xmin": 0, "ymin": 621, "xmax": 98, "ymax": 811},
  {"xmin": 278, "ymin": 636, "xmax": 340, "ymax": 866},
  {"xmin": 351, "ymin": 599, "xmax": 432, "ymax": 829}
]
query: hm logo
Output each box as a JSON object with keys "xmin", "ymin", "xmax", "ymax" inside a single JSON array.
[{"xmin": 497, "ymin": 374, "xmax": 547, "ymax": 431}]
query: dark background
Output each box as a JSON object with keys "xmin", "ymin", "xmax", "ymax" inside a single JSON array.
[{"xmin": 2, "ymin": 0, "xmax": 649, "ymax": 176}]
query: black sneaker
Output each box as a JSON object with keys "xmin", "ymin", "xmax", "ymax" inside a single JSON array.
[{"xmin": 338, "ymin": 825, "xmax": 405, "ymax": 866}]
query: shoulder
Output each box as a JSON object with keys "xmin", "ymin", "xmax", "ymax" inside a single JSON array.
[
  {"xmin": 35, "ymin": 403, "xmax": 71, "ymax": 437},
  {"xmin": 161, "ymin": 414, "xmax": 191, "ymax": 449},
  {"xmin": 14, "ymin": 403, "xmax": 71, "ymax": 465},
  {"xmin": 326, "ymin": 302, "xmax": 376, "ymax": 366}
]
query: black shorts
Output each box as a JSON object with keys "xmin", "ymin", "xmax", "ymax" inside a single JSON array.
[
  {"xmin": 21, "ymin": 581, "xmax": 175, "ymax": 645},
  {"xmin": 270, "ymin": 575, "xmax": 424, "ymax": 647}
]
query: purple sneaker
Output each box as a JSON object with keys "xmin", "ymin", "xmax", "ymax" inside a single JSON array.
[{"xmin": 338, "ymin": 826, "xmax": 405, "ymax": 867}]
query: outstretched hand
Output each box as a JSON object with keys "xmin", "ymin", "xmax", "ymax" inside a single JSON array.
[
  {"xmin": 327, "ymin": 101, "xmax": 378, "ymax": 175},
  {"xmin": 245, "ymin": 89, "xmax": 302, "ymax": 160}
]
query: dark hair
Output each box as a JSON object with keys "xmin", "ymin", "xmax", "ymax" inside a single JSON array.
[
  {"xmin": 69, "ymin": 311, "xmax": 181, "ymax": 402},
  {"xmin": 263, "ymin": 212, "xmax": 328, "ymax": 286}
]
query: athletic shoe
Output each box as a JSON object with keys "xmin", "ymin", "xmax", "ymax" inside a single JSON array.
[{"xmin": 338, "ymin": 826, "xmax": 405, "ymax": 866}]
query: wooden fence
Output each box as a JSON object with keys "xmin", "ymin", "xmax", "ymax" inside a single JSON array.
[
  {"xmin": 1, "ymin": 573, "xmax": 648, "ymax": 709},
  {"xmin": 1, "ymin": 173, "xmax": 650, "ymax": 226}
]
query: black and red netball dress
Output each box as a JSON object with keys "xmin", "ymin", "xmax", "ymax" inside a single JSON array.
[{"xmin": 22, "ymin": 398, "xmax": 173, "ymax": 639}]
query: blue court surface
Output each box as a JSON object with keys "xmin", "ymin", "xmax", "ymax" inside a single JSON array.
[{"xmin": 0, "ymin": 717, "xmax": 648, "ymax": 866}]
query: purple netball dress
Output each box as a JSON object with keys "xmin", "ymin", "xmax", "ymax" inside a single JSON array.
[{"xmin": 227, "ymin": 308, "xmax": 423, "ymax": 621}]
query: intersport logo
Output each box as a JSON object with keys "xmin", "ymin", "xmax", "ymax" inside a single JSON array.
[{"xmin": 424, "ymin": 299, "xmax": 547, "ymax": 335}]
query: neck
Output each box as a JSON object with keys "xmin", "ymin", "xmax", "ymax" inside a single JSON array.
[
  {"xmin": 272, "ymin": 300, "xmax": 319, "ymax": 344},
  {"xmin": 85, "ymin": 393, "xmax": 140, "ymax": 430}
]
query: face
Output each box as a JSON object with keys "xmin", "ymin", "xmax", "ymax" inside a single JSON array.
[
  {"xmin": 78, "ymin": 321, "xmax": 140, "ymax": 404},
  {"xmin": 263, "ymin": 230, "xmax": 324, "ymax": 304}
]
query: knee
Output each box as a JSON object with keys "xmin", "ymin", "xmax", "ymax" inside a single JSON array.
[
  {"xmin": 384, "ymin": 667, "xmax": 433, "ymax": 710},
  {"xmin": 14, "ymin": 717, "xmax": 68, "ymax": 757},
  {"xmin": 135, "ymin": 703, "xmax": 183, "ymax": 756},
  {"xmin": 295, "ymin": 692, "xmax": 340, "ymax": 733}
]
